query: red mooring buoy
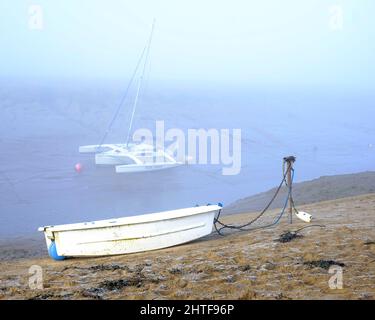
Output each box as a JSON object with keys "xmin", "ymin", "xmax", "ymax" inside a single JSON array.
[{"xmin": 75, "ymin": 163, "xmax": 83, "ymax": 173}]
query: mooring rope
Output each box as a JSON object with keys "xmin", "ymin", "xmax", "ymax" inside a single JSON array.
[{"xmin": 213, "ymin": 158, "xmax": 296, "ymax": 235}]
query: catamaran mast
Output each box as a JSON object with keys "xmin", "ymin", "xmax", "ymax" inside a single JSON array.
[
  {"xmin": 98, "ymin": 46, "xmax": 146, "ymax": 148},
  {"xmin": 126, "ymin": 19, "xmax": 155, "ymax": 147}
]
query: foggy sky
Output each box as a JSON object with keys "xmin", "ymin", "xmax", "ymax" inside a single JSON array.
[{"xmin": 1, "ymin": 0, "xmax": 374, "ymax": 90}]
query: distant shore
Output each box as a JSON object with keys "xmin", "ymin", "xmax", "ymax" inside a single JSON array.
[{"xmin": 223, "ymin": 171, "xmax": 375, "ymax": 215}]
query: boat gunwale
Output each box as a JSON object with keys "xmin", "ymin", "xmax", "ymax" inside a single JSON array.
[{"xmin": 38, "ymin": 205, "xmax": 220, "ymax": 233}]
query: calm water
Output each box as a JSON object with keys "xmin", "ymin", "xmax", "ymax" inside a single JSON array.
[{"xmin": 0, "ymin": 80, "xmax": 374, "ymax": 236}]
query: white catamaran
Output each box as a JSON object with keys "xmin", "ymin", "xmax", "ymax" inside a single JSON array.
[
  {"xmin": 79, "ymin": 143, "xmax": 183, "ymax": 173},
  {"xmin": 79, "ymin": 21, "xmax": 184, "ymax": 173}
]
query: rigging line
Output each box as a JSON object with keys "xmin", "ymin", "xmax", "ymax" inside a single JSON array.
[
  {"xmin": 143, "ymin": 47, "xmax": 153, "ymax": 97},
  {"xmin": 126, "ymin": 76, "xmax": 143, "ymax": 146},
  {"xmin": 126, "ymin": 19, "xmax": 156, "ymax": 147},
  {"xmin": 98, "ymin": 44, "xmax": 147, "ymax": 147}
]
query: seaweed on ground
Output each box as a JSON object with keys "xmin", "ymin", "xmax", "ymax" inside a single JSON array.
[
  {"xmin": 276, "ymin": 231, "xmax": 303, "ymax": 243},
  {"xmin": 303, "ymin": 260, "xmax": 345, "ymax": 269},
  {"xmin": 100, "ymin": 277, "xmax": 143, "ymax": 290}
]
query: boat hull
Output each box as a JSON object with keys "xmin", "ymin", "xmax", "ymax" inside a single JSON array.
[
  {"xmin": 115, "ymin": 162, "xmax": 182, "ymax": 173},
  {"xmin": 95, "ymin": 153, "xmax": 131, "ymax": 165},
  {"xmin": 39, "ymin": 205, "xmax": 220, "ymax": 258}
]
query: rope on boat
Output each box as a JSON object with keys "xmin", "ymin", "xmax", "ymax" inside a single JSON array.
[{"xmin": 213, "ymin": 157, "xmax": 297, "ymax": 235}]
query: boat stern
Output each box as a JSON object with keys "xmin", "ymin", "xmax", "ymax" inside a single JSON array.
[{"xmin": 38, "ymin": 226, "xmax": 66, "ymax": 260}]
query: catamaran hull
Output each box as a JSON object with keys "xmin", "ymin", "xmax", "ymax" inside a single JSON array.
[
  {"xmin": 115, "ymin": 162, "xmax": 182, "ymax": 173},
  {"xmin": 95, "ymin": 153, "xmax": 131, "ymax": 165},
  {"xmin": 80, "ymin": 144, "xmax": 183, "ymax": 172},
  {"xmin": 39, "ymin": 205, "xmax": 220, "ymax": 259}
]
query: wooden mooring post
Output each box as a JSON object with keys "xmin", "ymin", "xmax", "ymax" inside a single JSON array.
[{"xmin": 284, "ymin": 156, "xmax": 296, "ymax": 224}]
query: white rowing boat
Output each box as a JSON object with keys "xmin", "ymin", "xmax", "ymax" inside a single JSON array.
[{"xmin": 38, "ymin": 205, "xmax": 221, "ymax": 260}]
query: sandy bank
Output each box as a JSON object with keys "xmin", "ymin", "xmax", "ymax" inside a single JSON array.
[{"xmin": 1, "ymin": 193, "xmax": 374, "ymax": 300}]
